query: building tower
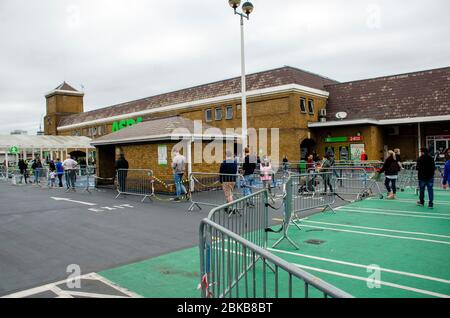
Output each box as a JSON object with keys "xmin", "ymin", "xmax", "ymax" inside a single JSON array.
[{"xmin": 44, "ymin": 82, "xmax": 84, "ymax": 136}]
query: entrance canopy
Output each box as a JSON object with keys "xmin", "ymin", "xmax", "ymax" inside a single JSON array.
[{"xmin": 0, "ymin": 135, "xmax": 94, "ymax": 151}]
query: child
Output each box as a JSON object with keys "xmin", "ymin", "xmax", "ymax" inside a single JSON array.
[
  {"xmin": 50, "ymin": 171, "xmax": 57, "ymax": 188},
  {"xmin": 260, "ymin": 159, "xmax": 273, "ymax": 193}
]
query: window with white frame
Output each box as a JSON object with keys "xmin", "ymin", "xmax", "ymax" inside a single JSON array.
[
  {"xmin": 226, "ymin": 106, "xmax": 233, "ymax": 120},
  {"xmin": 308, "ymin": 99, "xmax": 314, "ymax": 114},
  {"xmin": 205, "ymin": 109, "xmax": 212, "ymax": 122},
  {"xmin": 300, "ymin": 98, "xmax": 307, "ymax": 113},
  {"xmin": 215, "ymin": 108, "xmax": 223, "ymax": 121}
]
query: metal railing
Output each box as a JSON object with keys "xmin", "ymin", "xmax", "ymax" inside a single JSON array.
[
  {"xmin": 274, "ymin": 172, "xmax": 336, "ymax": 250},
  {"xmin": 207, "ymin": 189, "xmax": 270, "ymax": 248},
  {"xmin": 115, "ymin": 169, "xmax": 154, "ymax": 202},
  {"xmin": 328, "ymin": 167, "xmax": 384, "ymax": 201},
  {"xmin": 188, "ymin": 172, "xmax": 242, "ymax": 212},
  {"xmin": 199, "ymin": 218, "xmax": 353, "ymax": 298}
]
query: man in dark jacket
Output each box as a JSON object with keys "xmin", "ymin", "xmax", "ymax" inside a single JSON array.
[
  {"xmin": 219, "ymin": 151, "xmax": 238, "ymax": 204},
  {"xmin": 241, "ymin": 148, "xmax": 257, "ymax": 198},
  {"xmin": 416, "ymin": 148, "xmax": 435, "ymax": 208},
  {"xmin": 115, "ymin": 154, "xmax": 129, "ymax": 193}
]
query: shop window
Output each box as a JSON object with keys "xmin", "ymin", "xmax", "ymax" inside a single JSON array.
[
  {"xmin": 226, "ymin": 106, "xmax": 233, "ymax": 120},
  {"xmin": 300, "ymin": 98, "xmax": 306, "ymax": 113},
  {"xmin": 205, "ymin": 109, "xmax": 212, "ymax": 122},
  {"xmin": 308, "ymin": 99, "xmax": 314, "ymax": 115},
  {"xmin": 215, "ymin": 108, "xmax": 223, "ymax": 121}
]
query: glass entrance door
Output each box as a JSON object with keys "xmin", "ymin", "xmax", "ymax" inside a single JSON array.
[{"xmin": 434, "ymin": 139, "xmax": 449, "ymax": 162}]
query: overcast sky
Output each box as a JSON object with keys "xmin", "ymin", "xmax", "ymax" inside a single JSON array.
[{"xmin": 1, "ymin": 0, "xmax": 449, "ymax": 134}]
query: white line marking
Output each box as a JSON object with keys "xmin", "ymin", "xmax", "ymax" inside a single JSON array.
[
  {"xmin": 1, "ymin": 272, "xmax": 140, "ymax": 298},
  {"xmin": 294, "ymin": 224, "xmax": 450, "ymax": 245},
  {"xmin": 299, "ymin": 220, "xmax": 450, "ymax": 239},
  {"xmin": 292, "ymin": 263, "xmax": 450, "ymax": 298},
  {"xmin": 51, "ymin": 197, "xmax": 97, "ymax": 206},
  {"xmin": 373, "ymin": 198, "xmax": 450, "ymax": 205},
  {"xmin": 341, "ymin": 206, "xmax": 450, "ymax": 217},
  {"xmin": 267, "ymin": 248, "xmax": 450, "ymax": 285},
  {"xmin": 339, "ymin": 209, "xmax": 450, "ymax": 220}
]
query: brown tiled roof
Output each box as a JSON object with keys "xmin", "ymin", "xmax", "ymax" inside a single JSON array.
[
  {"xmin": 91, "ymin": 116, "xmax": 229, "ymax": 145},
  {"xmin": 324, "ymin": 67, "xmax": 450, "ymax": 121},
  {"xmin": 59, "ymin": 66, "xmax": 338, "ymax": 127}
]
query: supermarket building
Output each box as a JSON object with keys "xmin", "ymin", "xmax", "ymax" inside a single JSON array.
[{"xmin": 44, "ymin": 66, "xmax": 450, "ymax": 181}]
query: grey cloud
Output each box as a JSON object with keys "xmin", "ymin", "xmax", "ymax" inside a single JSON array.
[{"xmin": 0, "ymin": 0, "xmax": 449, "ymax": 134}]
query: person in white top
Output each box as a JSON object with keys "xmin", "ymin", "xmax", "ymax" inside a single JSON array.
[
  {"xmin": 172, "ymin": 149, "xmax": 188, "ymax": 201},
  {"xmin": 63, "ymin": 155, "xmax": 78, "ymax": 191}
]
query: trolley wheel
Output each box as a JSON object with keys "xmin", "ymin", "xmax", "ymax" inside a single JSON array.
[
  {"xmin": 379, "ymin": 194, "xmax": 384, "ymax": 199},
  {"xmin": 401, "ymin": 188, "xmax": 405, "ymax": 192}
]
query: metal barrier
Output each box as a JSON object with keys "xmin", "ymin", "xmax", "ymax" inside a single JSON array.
[
  {"xmin": 115, "ymin": 169, "xmax": 154, "ymax": 202},
  {"xmin": 273, "ymin": 172, "xmax": 336, "ymax": 250},
  {"xmin": 188, "ymin": 172, "xmax": 242, "ymax": 212},
  {"xmin": 207, "ymin": 189, "xmax": 270, "ymax": 248},
  {"xmin": 329, "ymin": 167, "xmax": 383, "ymax": 201},
  {"xmin": 199, "ymin": 218, "xmax": 353, "ymax": 298}
]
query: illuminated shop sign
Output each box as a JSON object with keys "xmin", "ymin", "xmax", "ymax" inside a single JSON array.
[
  {"xmin": 112, "ymin": 117, "xmax": 143, "ymax": 132},
  {"xmin": 325, "ymin": 136, "xmax": 364, "ymax": 143}
]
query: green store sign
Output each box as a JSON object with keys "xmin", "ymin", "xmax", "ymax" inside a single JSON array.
[
  {"xmin": 325, "ymin": 137, "xmax": 348, "ymax": 143},
  {"xmin": 9, "ymin": 146, "xmax": 19, "ymax": 154},
  {"xmin": 112, "ymin": 117, "xmax": 143, "ymax": 132}
]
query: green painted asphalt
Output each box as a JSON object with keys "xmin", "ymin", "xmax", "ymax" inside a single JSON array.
[{"xmin": 99, "ymin": 190, "xmax": 450, "ymax": 298}]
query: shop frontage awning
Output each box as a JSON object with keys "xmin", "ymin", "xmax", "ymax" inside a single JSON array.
[
  {"xmin": 0, "ymin": 135, "xmax": 94, "ymax": 151},
  {"xmin": 91, "ymin": 116, "xmax": 239, "ymax": 146}
]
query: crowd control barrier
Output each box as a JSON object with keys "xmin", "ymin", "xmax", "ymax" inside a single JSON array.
[
  {"xmin": 273, "ymin": 172, "xmax": 336, "ymax": 250},
  {"xmin": 199, "ymin": 218, "xmax": 353, "ymax": 298},
  {"xmin": 188, "ymin": 172, "xmax": 242, "ymax": 212},
  {"xmin": 115, "ymin": 169, "xmax": 154, "ymax": 202},
  {"xmin": 329, "ymin": 167, "xmax": 384, "ymax": 201}
]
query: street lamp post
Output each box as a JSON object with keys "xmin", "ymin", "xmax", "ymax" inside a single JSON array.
[{"xmin": 228, "ymin": 0, "xmax": 254, "ymax": 153}]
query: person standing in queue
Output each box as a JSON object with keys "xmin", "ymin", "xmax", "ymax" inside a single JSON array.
[
  {"xmin": 417, "ymin": 148, "xmax": 436, "ymax": 209},
  {"xmin": 442, "ymin": 153, "xmax": 450, "ymax": 190},
  {"xmin": 172, "ymin": 149, "xmax": 188, "ymax": 202},
  {"xmin": 63, "ymin": 155, "xmax": 79, "ymax": 191},
  {"xmin": 115, "ymin": 153, "xmax": 129, "ymax": 194},
  {"xmin": 379, "ymin": 150, "xmax": 400, "ymax": 199},
  {"xmin": 241, "ymin": 148, "xmax": 257, "ymax": 204},
  {"xmin": 18, "ymin": 159, "xmax": 29, "ymax": 184},
  {"xmin": 219, "ymin": 151, "xmax": 238, "ymax": 211},
  {"xmin": 55, "ymin": 158, "xmax": 64, "ymax": 188}
]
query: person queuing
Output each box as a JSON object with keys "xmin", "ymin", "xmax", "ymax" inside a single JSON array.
[
  {"xmin": 379, "ymin": 150, "xmax": 400, "ymax": 199},
  {"xmin": 360, "ymin": 151, "xmax": 368, "ymax": 161},
  {"xmin": 31, "ymin": 157, "xmax": 43, "ymax": 184},
  {"xmin": 219, "ymin": 151, "xmax": 238, "ymax": 207},
  {"xmin": 115, "ymin": 154, "xmax": 129, "ymax": 194},
  {"xmin": 442, "ymin": 153, "xmax": 450, "ymax": 190},
  {"xmin": 55, "ymin": 158, "xmax": 64, "ymax": 188},
  {"xmin": 416, "ymin": 148, "xmax": 435, "ymax": 209},
  {"xmin": 63, "ymin": 155, "xmax": 78, "ymax": 191},
  {"xmin": 260, "ymin": 156, "xmax": 273, "ymax": 194},
  {"xmin": 394, "ymin": 148, "xmax": 403, "ymax": 170},
  {"xmin": 18, "ymin": 159, "xmax": 29, "ymax": 184},
  {"xmin": 282, "ymin": 155, "xmax": 289, "ymax": 173},
  {"xmin": 319, "ymin": 154, "xmax": 334, "ymax": 194},
  {"xmin": 307, "ymin": 154, "xmax": 315, "ymax": 172},
  {"xmin": 241, "ymin": 148, "xmax": 257, "ymax": 203},
  {"xmin": 172, "ymin": 149, "xmax": 188, "ymax": 202}
]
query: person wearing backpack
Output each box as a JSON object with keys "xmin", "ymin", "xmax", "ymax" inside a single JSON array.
[{"xmin": 379, "ymin": 150, "xmax": 401, "ymax": 199}]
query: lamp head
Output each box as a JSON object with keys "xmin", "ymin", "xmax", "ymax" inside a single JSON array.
[
  {"xmin": 228, "ymin": 0, "xmax": 241, "ymax": 10},
  {"xmin": 242, "ymin": 2, "xmax": 254, "ymax": 15}
]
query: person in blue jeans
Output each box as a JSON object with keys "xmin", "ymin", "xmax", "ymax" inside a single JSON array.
[
  {"xmin": 172, "ymin": 149, "xmax": 187, "ymax": 202},
  {"xmin": 241, "ymin": 148, "xmax": 257, "ymax": 206},
  {"xmin": 55, "ymin": 158, "xmax": 64, "ymax": 187},
  {"xmin": 442, "ymin": 154, "xmax": 450, "ymax": 190},
  {"xmin": 416, "ymin": 148, "xmax": 436, "ymax": 209}
]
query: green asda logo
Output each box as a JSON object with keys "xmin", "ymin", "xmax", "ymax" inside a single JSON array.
[{"xmin": 112, "ymin": 117, "xmax": 143, "ymax": 132}]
